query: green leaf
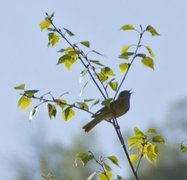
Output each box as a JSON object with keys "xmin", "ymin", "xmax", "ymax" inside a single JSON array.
[
  {"xmin": 146, "ymin": 25, "xmax": 160, "ymax": 36},
  {"xmin": 146, "ymin": 128, "xmax": 157, "ymax": 134},
  {"xmin": 129, "ymin": 154, "xmax": 138, "ymax": 164},
  {"xmin": 103, "ymin": 162, "xmax": 112, "ymax": 172},
  {"xmin": 119, "ymin": 63, "xmax": 129, "ymax": 73},
  {"xmin": 55, "ymin": 99, "xmax": 67, "ymax": 110},
  {"xmin": 90, "ymin": 60, "xmax": 104, "ymax": 67},
  {"xmin": 101, "ymin": 67, "xmax": 115, "ymax": 77},
  {"xmin": 48, "ymin": 32, "xmax": 60, "ymax": 46},
  {"xmin": 152, "ymin": 135, "xmax": 165, "ymax": 143},
  {"xmin": 14, "ymin": 84, "xmax": 25, "ymax": 90},
  {"xmin": 120, "ymin": 24, "xmax": 135, "ymax": 31},
  {"xmin": 118, "ymin": 52, "xmax": 134, "ymax": 59},
  {"xmin": 76, "ymin": 152, "xmax": 94, "ymax": 166},
  {"xmin": 24, "ymin": 90, "xmax": 39, "ymax": 97},
  {"xmin": 17, "ymin": 95, "xmax": 31, "ymax": 110},
  {"xmin": 98, "ymin": 171, "xmax": 112, "ymax": 180},
  {"xmin": 136, "ymin": 53, "xmax": 146, "ymax": 58},
  {"xmin": 29, "ymin": 107, "xmax": 38, "ymax": 120},
  {"xmin": 77, "ymin": 102, "xmax": 89, "ymax": 111},
  {"xmin": 109, "ymin": 81, "xmax": 118, "ymax": 91},
  {"xmin": 84, "ymin": 98, "xmax": 95, "ymax": 102},
  {"xmin": 40, "ymin": 18, "xmax": 51, "ymax": 30},
  {"xmin": 107, "ymin": 155, "xmax": 120, "ymax": 167},
  {"xmin": 141, "ymin": 56, "xmax": 154, "ymax": 70},
  {"xmin": 47, "ymin": 103, "xmax": 56, "ymax": 119},
  {"xmin": 145, "ymin": 46, "xmax": 155, "ymax": 58},
  {"xmin": 116, "ymin": 175, "xmax": 125, "ymax": 180},
  {"xmin": 62, "ymin": 106, "xmax": 75, "ymax": 121},
  {"xmin": 63, "ymin": 28, "xmax": 74, "ymax": 36},
  {"xmin": 180, "ymin": 144, "xmax": 187, "ymax": 152},
  {"xmin": 80, "ymin": 41, "xmax": 90, "ymax": 48}
]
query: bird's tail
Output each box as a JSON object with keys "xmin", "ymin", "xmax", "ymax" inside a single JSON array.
[{"xmin": 82, "ymin": 117, "xmax": 103, "ymax": 132}]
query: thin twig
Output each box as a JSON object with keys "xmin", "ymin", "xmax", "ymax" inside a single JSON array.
[{"xmin": 112, "ymin": 119, "xmax": 139, "ymax": 180}]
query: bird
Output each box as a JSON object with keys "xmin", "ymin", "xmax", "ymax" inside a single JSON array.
[{"xmin": 82, "ymin": 90, "xmax": 132, "ymax": 132}]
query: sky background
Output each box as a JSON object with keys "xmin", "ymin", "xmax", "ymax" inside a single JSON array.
[{"xmin": 1, "ymin": 0, "xmax": 187, "ymax": 179}]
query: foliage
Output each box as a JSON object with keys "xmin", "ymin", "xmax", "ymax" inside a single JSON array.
[{"xmin": 14, "ymin": 12, "xmax": 167, "ymax": 180}]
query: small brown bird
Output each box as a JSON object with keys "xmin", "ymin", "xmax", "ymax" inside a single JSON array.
[{"xmin": 82, "ymin": 90, "xmax": 132, "ymax": 132}]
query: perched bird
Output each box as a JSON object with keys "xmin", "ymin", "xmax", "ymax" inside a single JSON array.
[{"xmin": 82, "ymin": 90, "xmax": 132, "ymax": 132}]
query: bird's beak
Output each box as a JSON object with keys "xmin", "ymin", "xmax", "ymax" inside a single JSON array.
[{"xmin": 129, "ymin": 89, "xmax": 134, "ymax": 94}]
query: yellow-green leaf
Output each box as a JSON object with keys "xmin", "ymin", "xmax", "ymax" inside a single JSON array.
[
  {"xmin": 109, "ymin": 81, "xmax": 118, "ymax": 91},
  {"xmin": 146, "ymin": 25, "xmax": 160, "ymax": 36},
  {"xmin": 129, "ymin": 154, "xmax": 138, "ymax": 164},
  {"xmin": 119, "ymin": 63, "xmax": 129, "ymax": 73},
  {"xmin": 62, "ymin": 107, "xmax": 75, "ymax": 121},
  {"xmin": 120, "ymin": 45, "xmax": 130, "ymax": 54},
  {"xmin": 146, "ymin": 128, "xmax": 157, "ymax": 134},
  {"xmin": 40, "ymin": 18, "xmax": 51, "ymax": 30},
  {"xmin": 145, "ymin": 46, "xmax": 155, "ymax": 58},
  {"xmin": 47, "ymin": 103, "xmax": 56, "ymax": 119},
  {"xmin": 80, "ymin": 41, "xmax": 90, "ymax": 48},
  {"xmin": 144, "ymin": 143, "xmax": 158, "ymax": 166},
  {"xmin": 14, "ymin": 84, "xmax": 25, "ymax": 90},
  {"xmin": 101, "ymin": 67, "xmax": 115, "ymax": 77},
  {"xmin": 77, "ymin": 102, "xmax": 89, "ymax": 111},
  {"xmin": 98, "ymin": 171, "xmax": 112, "ymax": 180},
  {"xmin": 152, "ymin": 135, "xmax": 165, "ymax": 143},
  {"xmin": 55, "ymin": 99, "xmax": 67, "ymax": 110},
  {"xmin": 76, "ymin": 152, "xmax": 94, "ymax": 166},
  {"xmin": 48, "ymin": 32, "xmax": 60, "ymax": 46},
  {"xmin": 63, "ymin": 28, "xmax": 74, "ymax": 36},
  {"xmin": 120, "ymin": 24, "xmax": 135, "ymax": 31},
  {"xmin": 107, "ymin": 155, "xmax": 120, "ymax": 167},
  {"xmin": 180, "ymin": 144, "xmax": 187, "ymax": 152},
  {"xmin": 17, "ymin": 95, "xmax": 31, "ymax": 110},
  {"xmin": 141, "ymin": 57, "xmax": 154, "ymax": 70},
  {"xmin": 103, "ymin": 162, "xmax": 112, "ymax": 172},
  {"xmin": 134, "ymin": 127, "xmax": 145, "ymax": 136}
]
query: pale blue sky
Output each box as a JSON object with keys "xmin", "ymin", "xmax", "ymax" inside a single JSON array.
[{"xmin": 1, "ymin": 0, "xmax": 187, "ymax": 179}]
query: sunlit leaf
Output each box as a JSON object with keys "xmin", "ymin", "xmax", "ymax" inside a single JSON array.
[
  {"xmin": 47, "ymin": 103, "xmax": 56, "ymax": 119},
  {"xmin": 141, "ymin": 56, "xmax": 154, "ymax": 70},
  {"xmin": 107, "ymin": 155, "xmax": 120, "ymax": 167},
  {"xmin": 101, "ymin": 67, "xmax": 115, "ymax": 77},
  {"xmin": 63, "ymin": 28, "xmax": 74, "ymax": 36},
  {"xmin": 144, "ymin": 143, "xmax": 158, "ymax": 166},
  {"xmin": 119, "ymin": 63, "xmax": 129, "ymax": 73},
  {"xmin": 40, "ymin": 18, "xmax": 51, "ymax": 30},
  {"xmin": 120, "ymin": 24, "xmax": 135, "ymax": 31},
  {"xmin": 29, "ymin": 106, "xmax": 38, "ymax": 120},
  {"xmin": 145, "ymin": 46, "xmax": 155, "ymax": 58},
  {"xmin": 146, "ymin": 25, "xmax": 160, "ymax": 36},
  {"xmin": 80, "ymin": 41, "xmax": 90, "ymax": 48},
  {"xmin": 129, "ymin": 154, "xmax": 138, "ymax": 164},
  {"xmin": 62, "ymin": 106, "xmax": 75, "ymax": 121},
  {"xmin": 134, "ymin": 127, "xmax": 145, "ymax": 136},
  {"xmin": 76, "ymin": 152, "xmax": 94, "ymax": 166},
  {"xmin": 152, "ymin": 135, "xmax": 165, "ymax": 143},
  {"xmin": 109, "ymin": 81, "xmax": 118, "ymax": 91},
  {"xmin": 98, "ymin": 171, "xmax": 112, "ymax": 180},
  {"xmin": 120, "ymin": 45, "xmax": 130, "ymax": 54},
  {"xmin": 14, "ymin": 84, "xmax": 25, "ymax": 90},
  {"xmin": 17, "ymin": 95, "xmax": 31, "ymax": 110},
  {"xmin": 48, "ymin": 32, "xmax": 60, "ymax": 46}
]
